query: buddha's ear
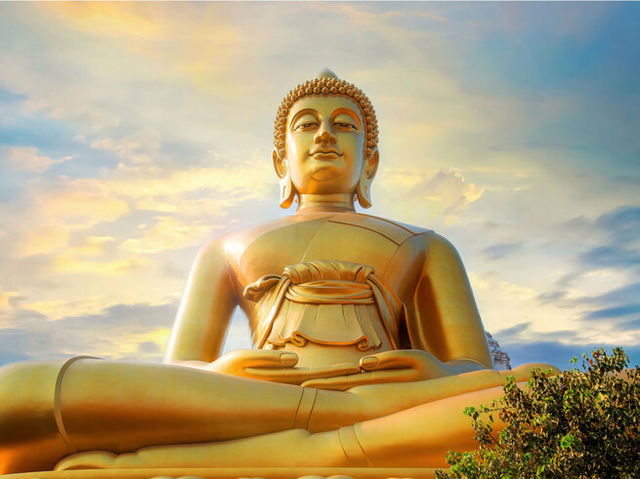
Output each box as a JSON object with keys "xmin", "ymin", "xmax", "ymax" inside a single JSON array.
[
  {"xmin": 272, "ymin": 148, "xmax": 287, "ymax": 178},
  {"xmin": 356, "ymin": 147, "xmax": 379, "ymax": 209},
  {"xmin": 273, "ymin": 148, "xmax": 296, "ymax": 209}
]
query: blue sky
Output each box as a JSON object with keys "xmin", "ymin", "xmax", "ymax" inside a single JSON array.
[{"xmin": 0, "ymin": 2, "xmax": 638, "ymax": 370}]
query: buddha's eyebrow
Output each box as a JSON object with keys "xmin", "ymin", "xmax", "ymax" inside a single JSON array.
[
  {"xmin": 289, "ymin": 109, "xmax": 318, "ymax": 129},
  {"xmin": 331, "ymin": 108, "xmax": 362, "ymax": 129}
]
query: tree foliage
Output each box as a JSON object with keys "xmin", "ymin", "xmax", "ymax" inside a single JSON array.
[{"xmin": 436, "ymin": 348, "xmax": 640, "ymax": 479}]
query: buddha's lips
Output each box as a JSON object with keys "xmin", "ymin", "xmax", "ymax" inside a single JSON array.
[{"xmin": 311, "ymin": 149, "xmax": 343, "ymax": 158}]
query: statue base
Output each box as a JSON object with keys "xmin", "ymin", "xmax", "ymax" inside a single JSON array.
[{"xmin": 5, "ymin": 467, "xmax": 438, "ymax": 479}]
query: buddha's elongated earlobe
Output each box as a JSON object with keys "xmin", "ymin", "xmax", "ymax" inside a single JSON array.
[
  {"xmin": 279, "ymin": 174, "xmax": 295, "ymax": 209},
  {"xmin": 273, "ymin": 149, "xmax": 296, "ymax": 209},
  {"xmin": 356, "ymin": 148, "xmax": 379, "ymax": 209},
  {"xmin": 356, "ymin": 178, "xmax": 372, "ymax": 208}
]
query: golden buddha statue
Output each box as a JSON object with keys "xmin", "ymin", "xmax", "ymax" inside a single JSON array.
[{"xmin": 0, "ymin": 70, "xmax": 554, "ymax": 477}]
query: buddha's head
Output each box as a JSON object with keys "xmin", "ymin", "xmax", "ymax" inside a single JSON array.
[{"xmin": 273, "ymin": 69, "xmax": 379, "ymax": 209}]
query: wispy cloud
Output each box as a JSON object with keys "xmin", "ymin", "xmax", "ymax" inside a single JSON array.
[
  {"xmin": 482, "ymin": 242, "xmax": 523, "ymax": 261},
  {"xmin": 583, "ymin": 304, "xmax": 640, "ymax": 321},
  {"xmin": 0, "ymin": 300, "xmax": 177, "ymax": 362},
  {"xmin": 3, "ymin": 146, "xmax": 72, "ymax": 173}
]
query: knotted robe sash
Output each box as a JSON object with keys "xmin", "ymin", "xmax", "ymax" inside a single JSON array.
[{"xmin": 244, "ymin": 261, "xmax": 401, "ymax": 351}]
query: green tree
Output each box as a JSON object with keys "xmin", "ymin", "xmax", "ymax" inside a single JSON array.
[{"xmin": 436, "ymin": 348, "xmax": 639, "ymax": 479}]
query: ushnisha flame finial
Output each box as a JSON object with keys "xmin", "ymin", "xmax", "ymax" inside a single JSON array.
[{"xmin": 317, "ymin": 67, "xmax": 339, "ymax": 80}]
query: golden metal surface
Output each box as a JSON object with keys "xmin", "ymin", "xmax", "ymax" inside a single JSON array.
[{"xmin": 0, "ymin": 70, "xmax": 557, "ymax": 475}]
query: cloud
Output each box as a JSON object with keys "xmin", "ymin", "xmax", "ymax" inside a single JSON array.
[
  {"xmin": 493, "ymin": 321, "xmax": 531, "ymax": 340},
  {"xmin": 576, "ymin": 207, "xmax": 640, "ymax": 267},
  {"xmin": 16, "ymin": 181, "xmax": 130, "ymax": 257},
  {"xmin": 70, "ymin": 235, "xmax": 118, "ymax": 257},
  {"xmin": 482, "ymin": 242, "xmax": 523, "ymax": 261},
  {"xmin": 3, "ymin": 146, "xmax": 72, "ymax": 173},
  {"xmin": 421, "ymin": 170, "xmax": 485, "ymax": 214},
  {"xmin": 587, "ymin": 282, "xmax": 640, "ymax": 306},
  {"xmin": 537, "ymin": 290, "xmax": 569, "ymax": 305},
  {"xmin": 583, "ymin": 303, "xmax": 640, "ymax": 321},
  {"xmin": 51, "ymin": 254, "xmax": 151, "ymax": 276},
  {"xmin": 0, "ymin": 290, "xmax": 31, "ymax": 327},
  {"xmin": 0, "ymin": 298, "xmax": 255, "ymax": 365},
  {"xmin": 41, "ymin": 3, "xmax": 166, "ymax": 41},
  {"xmin": 625, "ymin": 318, "xmax": 640, "ymax": 330},
  {"xmin": 326, "ymin": 4, "xmax": 449, "ymax": 27},
  {"xmin": 0, "ymin": 300, "xmax": 178, "ymax": 364},
  {"xmin": 529, "ymin": 206, "xmax": 640, "ymax": 335},
  {"xmin": 91, "ymin": 130, "xmax": 162, "ymax": 166},
  {"xmin": 378, "ymin": 168, "xmax": 484, "ymax": 223},
  {"xmin": 0, "ymin": 290, "xmax": 22, "ymax": 310},
  {"xmin": 5, "ymin": 157, "xmax": 273, "ymax": 264},
  {"xmin": 122, "ymin": 216, "xmax": 218, "ymax": 254},
  {"xmin": 470, "ymin": 273, "xmax": 586, "ymax": 340},
  {"xmin": 492, "ymin": 320, "xmax": 581, "ymax": 346},
  {"xmin": 580, "ymin": 246, "xmax": 640, "ymax": 270}
]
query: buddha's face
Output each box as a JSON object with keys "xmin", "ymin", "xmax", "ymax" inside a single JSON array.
[{"xmin": 281, "ymin": 95, "xmax": 368, "ymax": 195}]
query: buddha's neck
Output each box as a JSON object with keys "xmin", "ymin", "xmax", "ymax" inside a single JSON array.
[{"xmin": 297, "ymin": 193, "xmax": 355, "ymax": 213}]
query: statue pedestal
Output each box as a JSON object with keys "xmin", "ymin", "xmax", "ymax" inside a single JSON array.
[{"xmin": 5, "ymin": 467, "xmax": 438, "ymax": 479}]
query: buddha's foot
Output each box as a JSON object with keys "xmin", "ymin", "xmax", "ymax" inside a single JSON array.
[
  {"xmin": 55, "ymin": 451, "xmax": 117, "ymax": 470},
  {"xmin": 54, "ymin": 429, "xmax": 349, "ymax": 470}
]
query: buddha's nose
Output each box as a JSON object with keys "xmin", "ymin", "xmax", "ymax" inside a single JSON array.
[{"xmin": 315, "ymin": 130, "xmax": 336, "ymax": 145}]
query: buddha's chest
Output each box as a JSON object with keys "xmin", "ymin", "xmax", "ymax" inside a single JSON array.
[{"xmin": 235, "ymin": 219, "xmax": 404, "ymax": 287}]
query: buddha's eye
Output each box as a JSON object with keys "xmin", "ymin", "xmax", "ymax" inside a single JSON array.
[
  {"xmin": 334, "ymin": 121, "xmax": 357, "ymax": 130},
  {"xmin": 294, "ymin": 121, "xmax": 318, "ymax": 131}
]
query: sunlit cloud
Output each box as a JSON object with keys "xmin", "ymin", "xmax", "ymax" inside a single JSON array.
[
  {"xmin": 377, "ymin": 168, "xmax": 484, "ymax": 224},
  {"xmin": 10, "ymin": 297, "xmax": 113, "ymax": 324},
  {"xmin": 17, "ymin": 182, "xmax": 129, "ymax": 256},
  {"xmin": 323, "ymin": 3, "xmax": 449, "ymax": 26},
  {"xmin": 91, "ymin": 130, "xmax": 162, "ymax": 166},
  {"xmin": 3, "ymin": 146, "xmax": 72, "ymax": 173},
  {"xmin": 122, "ymin": 216, "xmax": 217, "ymax": 255},
  {"xmin": 41, "ymin": 3, "xmax": 166, "ymax": 41},
  {"xmin": 52, "ymin": 254, "xmax": 151, "ymax": 275}
]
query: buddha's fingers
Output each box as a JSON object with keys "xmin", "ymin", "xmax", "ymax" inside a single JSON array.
[
  {"xmin": 362, "ymin": 349, "xmax": 438, "ymax": 367},
  {"xmin": 209, "ymin": 349, "xmax": 299, "ymax": 377},
  {"xmin": 244, "ymin": 363, "xmax": 362, "ymax": 385},
  {"xmin": 301, "ymin": 368, "xmax": 421, "ymax": 391},
  {"xmin": 359, "ymin": 349, "xmax": 447, "ymax": 379}
]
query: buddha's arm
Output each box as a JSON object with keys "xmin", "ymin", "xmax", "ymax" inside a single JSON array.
[
  {"xmin": 410, "ymin": 232, "xmax": 493, "ymax": 371},
  {"xmin": 164, "ymin": 239, "xmax": 237, "ymax": 368},
  {"xmin": 164, "ymin": 240, "xmax": 359, "ymax": 381}
]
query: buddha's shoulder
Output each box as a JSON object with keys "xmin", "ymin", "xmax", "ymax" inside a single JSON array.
[
  {"xmin": 329, "ymin": 214, "xmax": 463, "ymax": 258},
  {"xmin": 217, "ymin": 214, "xmax": 325, "ymax": 245},
  {"xmin": 197, "ymin": 215, "xmax": 325, "ymax": 260},
  {"xmin": 236, "ymin": 212, "xmax": 434, "ymax": 240},
  {"xmin": 202, "ymin": 212, "xmax": 449, "ymax": 255},
  {"xmin": 321, "ymin": 212, "xmax": 435, "ymax": 245}
]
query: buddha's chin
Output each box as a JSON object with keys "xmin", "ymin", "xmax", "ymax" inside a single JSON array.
[{"xmin": 309, "ymin": 164, "xmax": 341, "ymax": 182}]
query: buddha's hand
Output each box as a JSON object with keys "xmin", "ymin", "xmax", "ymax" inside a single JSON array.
[
  {"xmin": 207, "ymin": 349, "xmax": 360, "ymax": 385},
  {"xmin": 301, "ymin": 349, "xmax": 483, "ymax": 391}
]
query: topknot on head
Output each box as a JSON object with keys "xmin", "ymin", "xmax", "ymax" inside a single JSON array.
[
  {"xmin": 317, "ymin": 67, "xmax": 339, "ymax": 80},
  {"xmin": 273, "ymin": 70, "xmax": 379, "ymax": 160}
]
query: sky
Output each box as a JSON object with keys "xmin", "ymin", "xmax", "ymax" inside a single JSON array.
[{"xmin": 0, "ymin": 2, "xmax": 638, "ymax": 371}]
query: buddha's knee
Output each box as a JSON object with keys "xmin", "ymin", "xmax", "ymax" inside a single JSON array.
[
  {"xmin": 0, "ymin": 360, "xmax": 60, "ymax": 431},
  {"xmin": 0, "ymin": 360, "xmax": 76, "ymax": 473}
]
